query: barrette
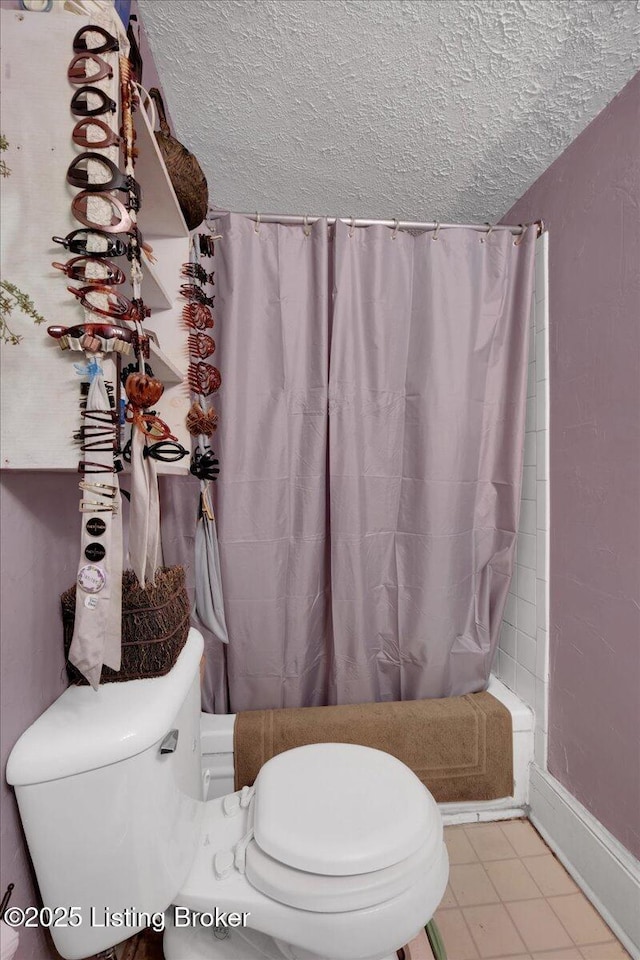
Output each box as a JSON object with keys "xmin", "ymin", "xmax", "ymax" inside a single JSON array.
[
  {"xmin": 52, "ymin": 256, "xmax": 126, "ymax": 285},
  {"xmin": 48, "ymin": 322, "xmax": 135, "ymax": 343},
  {"xmin": 70, "ymin": 86, "xmax": 117, "ymax": 117},
  {"xmin": 187, "ymin": 332, "xmax": 215, "ymax": 359},
  {"xmin": 80, "ymin": 408, "xmax": 118, "ymax": 423},
  {"xmin": 181, "ymin": 302, "xmax": 214, "ymax": 330},
  {"xmin": 188, "ymin": 362, "xmax": 222, "ymax": 396},
  {"xmin": 180, "ymin": 283, "xmax": 214, "ymax": 305},
  {"xmin": 66, "ymin": 154, "xmax": 141, "ymax": 209},
  {"xmin": 78, "ymin": 459, "xmax": 122, "ymax": 475},
  {"xmin": 72, "ymin": 117, "xmax": 120, "ymax": 149},
  {"xmin": 52, "ymin": 229, "xmax": 127, "ymax": 258},
  {"xmin": 68, "ymin": 52, "xmax": 113, "ymax": 85},
  {"xmin": 79, "ymin": 480, "xmax": 117, "ymax": 498},
  {"xmin": 190, "ymin": 447, "xmax": 220, "ymax": 482},
  {"xmin": 67, "ymin": 286, "xmax": 150, "ymax": 322},
  {"xmin": 181, "ymin": 263, "xmax": 214, "ymax": 284},
  {"xmin": 121, "ymin": 438, "xmax": 189, "ymax": 464},
  {"xmin": 71, "ymin": 192, "xmax": 133, "ymax": 234},
  {"xmin": 79, "ymin": 499, "xmax": 118, "ymax": 514},
  {"xmin": 73, "ymin": 24, "xmax": 120, "ymax": 55}
]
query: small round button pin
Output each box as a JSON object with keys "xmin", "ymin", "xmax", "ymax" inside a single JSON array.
[
  {"xmin": 84, "ymin": 542, "xmax": 106, "ymax": 562},
  {"xmin": 77, "ymin": 564, "xmax": 106, "ymax": 594},
  {"xmin": 86, "ymin": 517, "xmax": 106, "ymax": 537}
]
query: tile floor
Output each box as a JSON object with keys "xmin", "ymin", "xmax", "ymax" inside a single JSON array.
[
  {"xmin": 113, "ymin": 819, "xmax": 632, "ymax": 960},
  {"xmin": 433, "ymin": 820, "xmax": 631, "ymax": 960}
]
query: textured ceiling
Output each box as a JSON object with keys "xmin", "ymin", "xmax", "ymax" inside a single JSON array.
[{"xmin": 138, "ymin": 0, "xmax": 640, "ymax": 224}]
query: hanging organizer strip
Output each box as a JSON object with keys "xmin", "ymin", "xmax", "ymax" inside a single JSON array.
[
  {"xmin": 62, "ymin": 14, "xmax": 128, "ymax": 688},
  {"xmin": 184, "ymin": 236, "xmax": 229, "ymax": 643}
]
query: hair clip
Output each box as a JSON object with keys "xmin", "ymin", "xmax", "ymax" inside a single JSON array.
[
  {"xmin": 70, "ymin": 86, "xmax": 117, "ymax": 117},
  {"xmin": 52, "ymin": 229, "xmax": 127, "ymax": 258},
  {"xmin": 79, "ymin": 499, "xmax": 118, "ymax": 514},
  {"xmin": 67, "ymin": 154, "xmax": 141, "ymax": 209},
  {"xmin": 124, "ymin": 372, "xmax": 164, "ymax": 409},
  {"xmin": 52, "ymin": 256, "xmax": 126, "ymax": 285},
  {"xmin": 79, "ymin": 480, "xmax": 117, "ymax": 498},
  {"xmin": 68, "ymin": 52, "xmax": 113, "ymax": 85},
  {"xmin": 67, "ymin": 286, "xmax": 150, "ymax": 323},
  {"xmin": 81, "ymin": 408, "xmax": 118, "ymax": 423},
  {"xmin": 181, "ymin": 302, "xmax": 214, "ymax": 330},
  {"xmin": 190, "ymin": 447, "xmax": 220, "ymax": 482},
  {"xmin": 186, "ymin": 401, "xmax": 218, "ymax": 437},
  {"xmin": 73, "ymin": 24, "xmax": 120, "ymax": 55},
  {"xmin": 71, "ymin": 192, "xmax": 133, "ymax": 234},
  {"xmin": 78, "ymin": 459, "xmax": 122, "ymax": 475},
  {"xmin": 187, "ymin": 332, "xmax": 215, "ymax": 359},
  {"xmin": 72, "ymin": 117, "xmax": 120, "ymax": 149},
  {"xmin": 181, "ymin": 262, "xmax": 214, "ymax": 285},
  {"xmin": 188, "ymin": 362, "xmax": 221, "ymax": 396},
  {"xmin": 180, "ymin": 283, "xmax": 214, "ymax": 305},
  {"xmin": 198, "ymin": 234, "xmax": 215, "ymax": 257}
]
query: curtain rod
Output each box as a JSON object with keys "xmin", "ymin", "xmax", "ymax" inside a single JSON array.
[{"xmin": 207, "ymin": 210, "xmax": 544, "ymax": 237}]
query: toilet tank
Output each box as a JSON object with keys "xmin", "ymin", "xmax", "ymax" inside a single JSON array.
[{"xmin": 6, "ymin": 629, "xmax": 205, "ymax": 960}]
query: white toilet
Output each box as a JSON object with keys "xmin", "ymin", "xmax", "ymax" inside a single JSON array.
[{"xmin": 7, "ymin": 630, "xmax": 448, "ymax": 960}]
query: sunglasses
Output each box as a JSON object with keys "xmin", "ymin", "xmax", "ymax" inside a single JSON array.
[
  {"xmin": 72, "ymin": 117, "xmax": 121, "ymax": 149},
  {"xmin": 67, "ymin": 154, "xmax": 141, "ymax": 209},
  {"xmin": 52, "ymin": 255, "xmax": 126, "ymax": 285},
  {"xmin": 70, "ymin": 86, "xmax": 117, "ymax": 117},
  {"xmin": 68, "ymin": 52, "xmax": 113, "ymax": 85},
  {"xmin": 73, "ymin": 25, "xmax": 119, "ymax": 55},
  {"xmin": 52, "ymin": 229, "xmax": 127, "ymax": 258},
  {"xmin": 67, "ymin": 286, "xmax": 150, "ymax": 323},
  {"xmin": 71, "ymin": 191, "xmax": 133, "ymax": 234}
]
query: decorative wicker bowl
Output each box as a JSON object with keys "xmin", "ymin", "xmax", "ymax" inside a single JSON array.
[{"xmin": 61, "ymin": 566, "xmax": 191, "ymax": 685}]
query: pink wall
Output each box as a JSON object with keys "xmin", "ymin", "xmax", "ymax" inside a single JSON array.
[
  {"xmin": 0, "ymin": 476, "xmax": 79, "ymax": 960},
  {"xmin": 503, "ymin": 71, "xmax": 640, "ymax": 859}
]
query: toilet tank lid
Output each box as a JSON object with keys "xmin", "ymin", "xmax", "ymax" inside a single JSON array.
[{"xmin": 6, "ymin": 629, "xmax": 204, "ymax": 786}]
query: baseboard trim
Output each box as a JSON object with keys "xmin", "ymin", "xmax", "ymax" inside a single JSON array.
[{"xmin": 529, "ymin": 765, "xmax": 640, "ymax": 959}]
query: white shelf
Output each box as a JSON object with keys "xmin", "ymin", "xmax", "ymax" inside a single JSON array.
[{"xmin": 134, "ymin": 92, "xmax": 189, "ymax": 240}]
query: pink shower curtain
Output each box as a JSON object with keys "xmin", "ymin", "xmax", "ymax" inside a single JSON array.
[{"xmin": 165, "ymin": 213, "xmax": 535, "ymax": 712}]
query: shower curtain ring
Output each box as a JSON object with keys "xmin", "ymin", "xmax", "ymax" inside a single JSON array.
[
  {"xmin": 391, "ymin": 219, "xmax": 400, "ymax": 240},
  {"xmin": 514, "ymin": 223, "xmax": 528, "ymax": 246},
  {"xmin": 303, "ymin": 215, "xmax": 312, "ymax": 238},
  {"xmin": 254, "ymin": 212, "xmax": 261, "ymax": 234},
  {"xmin": 432, "ymin": 222, "xmax": 441, "ymax": 240},
  {"xmin": 480, "ymin": 223, "xmax": 495, "ymax": 243},
  {"xmin": 349, "ymin": 217, "xmax": 356, "ymax": 238}
]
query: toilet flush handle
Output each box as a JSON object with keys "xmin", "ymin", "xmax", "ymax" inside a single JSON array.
[{"xmin": 159, "ymin": 729, "xmax": 179, "ymax": 754}]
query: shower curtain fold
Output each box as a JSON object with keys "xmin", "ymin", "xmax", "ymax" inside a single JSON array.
[{"xmin": 162, "ymin": 213, "xmax": 535, "ymax": 712}]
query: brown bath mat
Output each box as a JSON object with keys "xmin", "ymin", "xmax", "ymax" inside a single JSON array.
[{"xmin": 234, "ymin": 693, "xmax": 513, "ymax": 803}]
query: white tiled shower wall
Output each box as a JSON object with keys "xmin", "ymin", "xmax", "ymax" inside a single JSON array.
[{"xmin": 495, "ymin": 234, "xmax": 549, "ymax": 769}]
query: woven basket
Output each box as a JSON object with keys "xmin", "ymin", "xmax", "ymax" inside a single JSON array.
[
  {"xmin": 148, "ymin": 87, "xmax": 209, "ymax": 231},
  {"xmin": 62, "ymin": 566, "xmax": 191, "ymax": 685}
]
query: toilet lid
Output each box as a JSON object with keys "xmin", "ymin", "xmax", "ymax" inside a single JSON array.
[{"xmin": 252, "ymin": 743, "xmax": 437, "ymax": 876}]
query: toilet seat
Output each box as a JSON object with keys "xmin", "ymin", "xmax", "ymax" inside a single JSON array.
[
  {"xmin": 251, "ymin": 742, "xmax": 436, "ymax": 876},
  {"xmin": 245, "ymin": 833, "xmax": 435, "ymax": 913}
]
